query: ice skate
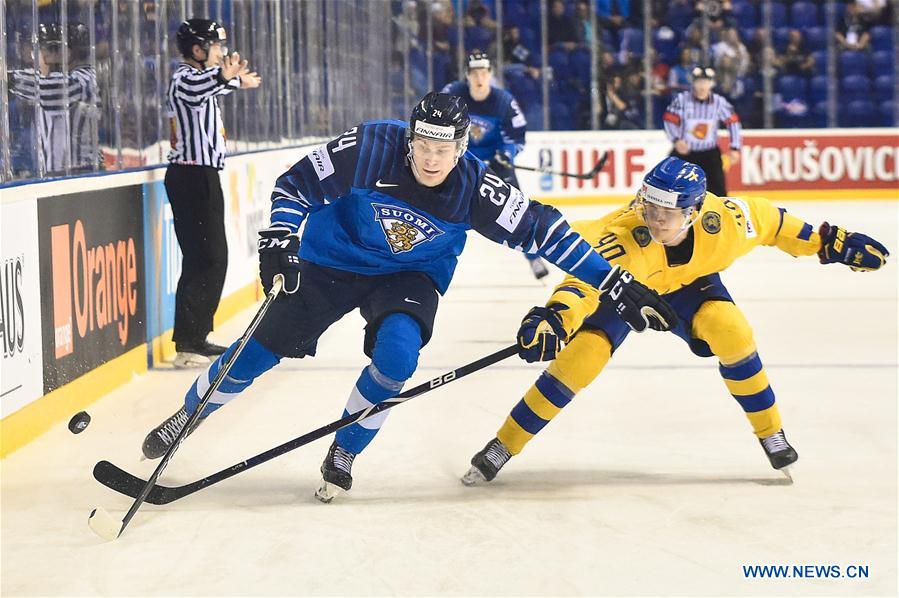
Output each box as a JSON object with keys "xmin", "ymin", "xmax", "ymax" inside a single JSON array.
[
  {"xmin": 173, "ymin": 340, "xmax": 227, "ymax": 369},
  {"xmin": 528, "ymin": 257, "xmax": 550, "ymax": 281},
  {"xmin": 461, "ymin": 437, "xmax": 512, "ymax": 486},
  {"xmin": 141, "ymin": 406, "xmax": 205, "ymax": 459},
  {"xmin": 315, "ymin": 441, "xmax": 356, "ymax": 503},
  {"xmin": 759, "ymin": 429, "xmax": 798, "ymax": 481}
]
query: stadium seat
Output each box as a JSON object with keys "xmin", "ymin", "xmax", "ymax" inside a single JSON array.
[
  {"xmin": 549, "ymin": 48, "xmax": 572, "ymax": 81},
  {"xmin": 803, "ymin": 27, "xmax": 827, "ymax": 52},
  {"xmin": 872, "ymin": 51, "xmax": 894, "ymax": 76},
  {"xmin": 732, "ymin": 1, "xmax": 758, "ymax": 28},
  {"xmin": 810, "ymin": 75, "xmax": 829, "ymax": 104},
  {"xmin": 620, "ymin": 28, "xmax": 645, "ymax": 58},
  {"xmin": 768, "ymin": 3, "xmax": 788, "ymax": 27},
  {"xmin": 790, "ymin": 2, "xmax": 820, "ymax": 28},
  {"xmin": 840, "ymin": 74, "xmax": 872, "ymax": 104},
  {"xmin": 874, "ymin": 75, "xmax": 894, "ymax": 103},
  {"xmin": 776, "ymin": 75, "xmax": 808, "ymax": 101},
  {"xmin": 811, "ymin": 51, "xmax": 827, "ymax": 76},
  {"xmin": 840, "ymin": 51, "xmax": 869, "ymax": 76},
  {"xmin": 879, "ymin": 100, "xmax": 896, "ymax": 126},
  {"xmin": 570, "ymin": 48, "xmax": 592, "ymax": 84},
  {"xmin": 870, "ymin": 26, "xmax": 893, "ymax": 53},
  {"xmin": 666, "ymin": 2, "xmax": 695, "ymax": 31},
  {"xmin": 773, "ymin": 28, "xmax": 791, "ymax": 53},
  {"xmin": 839, "ymin": 100, "xmax": 877, "ymax": 127},
  {"xmin": 519, "ymin": 26, "xmax": 538, "ymax": 51},
  {"xmin": 653, "ymin": 27, "xmax": 680, "ymax": 64},
  {"xmin": 464, "ymin": 26, "xmax": 493, "ymax": 52}
]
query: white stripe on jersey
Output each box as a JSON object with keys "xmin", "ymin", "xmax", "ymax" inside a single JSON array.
[{"xmin": 663, "ymin": 91, "xmax": 742, "ymax": 152}]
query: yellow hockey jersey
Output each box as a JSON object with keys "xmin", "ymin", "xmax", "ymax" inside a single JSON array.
[{"xmin": 548, "ymin": 193, "xmax": 822, "ymax": 337}]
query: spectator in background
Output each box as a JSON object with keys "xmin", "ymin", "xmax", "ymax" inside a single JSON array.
[
  {"xmin": 680, "ymin": 26, "xmax": 704, "ymax": 66},
  {"xmin": 774, "ymin": 30, "xmax": 815, "ymax": 76},
  {"xmin": 836, "ymin": 2, "xmax": 872, "ymax": 51},
  {"xmin": 465, "ymin": 0, "xmax": 496, "ymax": 29},
  {"xmin": 712, "ymin": 27, "xmax": 749, "ymax": 99},
  {"xmin": 503, "ymin": 26, "xmax": 542, "ymax": 79},
  {"xmin": 855, "ymin": 0, "xmax": 888, "ymax": 26},
  {"xmin": 596, "ymin": 0, "xmax": 631, "ymax": 34},
  {"xmin": 693, "ymin": 0, "xmax": 735, "ymax": 35},
  {"xmin": 548, "ymin": 0, "xmax": 580, "ymax": 49},
  {"xmin": 574, "ymin": 1, "xmax": 594, "ymax": 45},
  {"xmin": 600, "ymin": 69, "xmax": 643, "ymax": 129},
  {"xmin": 668, "ymin": 48, "xmax": 695, "ymax": 93}
]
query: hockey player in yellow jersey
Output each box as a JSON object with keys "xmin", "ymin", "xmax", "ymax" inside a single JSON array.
[{"xmin": 462, "ymin": 156, "xmax": 890, "ymax": 484}]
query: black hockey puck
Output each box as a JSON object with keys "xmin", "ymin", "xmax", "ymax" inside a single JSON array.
[{"xmin": 68, "ymin": 411, "xmax": 91, "ymax": 434}]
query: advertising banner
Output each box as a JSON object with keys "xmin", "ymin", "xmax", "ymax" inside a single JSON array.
[
  {"xmin": 726, "ymin": 130, "xmax": 899, "ymax": 193},
  {"xmin": 142, "ymin": 181, "xmax": 180, "ymax": 365},
  {"xmin": 37, "ymin": 187, "xmax": 146, "ymax": 393},
  {"xmin": 1, "ymin": 199, "xmax": 45, "ymax": 417}
]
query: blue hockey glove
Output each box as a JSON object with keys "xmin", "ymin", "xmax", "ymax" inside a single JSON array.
[
  {"xmin": 517, "ymin": 305, "xmax": 568, "ymax": 362},
  {"xmin": 818, "ymin": 222, "xmax": 889, "ymax": 272},
  {"xmin": 598, "ymin": 265, "xmax": 676, "ymax": 332},
  {"xmin": 258, "ymin": 227, "xmax": 301, "ymax": 294}
]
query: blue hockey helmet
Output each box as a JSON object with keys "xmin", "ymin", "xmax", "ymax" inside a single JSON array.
[
  {"xmin": 637, "ymin": 157, "xmax": 707, "ymax": 245},
  {"xmin": 640, "ymin": 157, "xmax": 707, "ymax": 210}
]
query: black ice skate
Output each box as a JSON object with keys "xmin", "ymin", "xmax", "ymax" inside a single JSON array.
[
  {"xmin": 315, "ymin": 441, "xmax": 357, "ymax": 503},
  {"xmin": 173, "ymin": 340, "xmax": 227, "ymax": 369},
  {"xmin": 759, "ymin": 429, "xmax": 798, "ymax": 481},
  {"xmin": 461, "ymin": 437, "xmax": 512, "ymax": 486},
  {"xmin": 141, "ymin": 406, "xmax": 205, "ymax": 459}
]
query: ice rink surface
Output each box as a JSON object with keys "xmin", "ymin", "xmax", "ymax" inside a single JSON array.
[{"xmin": 2, "ymin": 200, "xmax": 897, "ymax": 597}]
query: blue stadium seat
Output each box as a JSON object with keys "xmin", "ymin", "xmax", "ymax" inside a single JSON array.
[
  {"xmin": 810, "ymin": 75, "xmax": 829, "ymax": 104},
  {"xmin": 666, "ymin": 2, "xmax": 695, "ymax": 31},
  {"xmin": 769, "ymin": 3, "xmax": 788, "ymax": 26},
  {"xmin": 519, "ymin": 26, "xmax": 538, "ymax": 50},
  {"xmin": 465, "ymin": 26, "xmax": 493, "ymax": 52},
  {"xmin": 840, "ymin": 74, "xmax": 872, "ymax": 104},
  {"xmin": 811, "ymin": 50, "xmax": 827, "ymax": 76},
  {"xmin": 872, "ymin": 51, "xmax": 894, "ymax": 76},
  {"xmin": 840, "ymin": 100, "xmax": 877, "ymax": 127},
  {"xmin": 740, "ymin": 27, "xmax": 757, "ymax": 45},
  {"xmin": 653, "ymin": 27, "xmax": 680, "ymax": 64},
  {"xmin": 732, "ymin": 1, "xmax": 758, "ymax": 27},
  {"xmin": 432, "ymin": 51, "xmax": 451, "ymax": 89},
  {"xmin": 874, "ymin": 75, "xmax": 894, "ymax": 103},
  {"xmin": 549, "ymin": 48, "xmax": 572, "ymax": 80},
  {"xmin": 776, "ymin": 75, "xmax": 808, "ymax": 101},
  {"xmin": 790, "ymin": 2, "xmax": 820, "ymax": 28},
  {"xmin": 870, "ymin": 26, "xmax": 893, "ymax": 53},
  {"xmin": 773, "ymin": 27, "xmax": 791, "ymax": 53},
  {"xmin": 620, "ymin": 28, "xmax": 645, "ymax": 58},
  {"xmin": 840, "ymin": 51, "xmax": 869, "ymax": 76},
  {"xmin": 803, "ymin": 27, "xmax": 827, "ymax": 52},
  {"xmin": 570, "ymin": 48, "xmax": 592, "ymax": 84},
  {"xmin": 525, "ymin": 102, "xmax": 544, "ymax": 130},
  {"xmin": 879, "ymin": 100, "xmax": 896, "ymax": 126},
  {"xmin": 503, "ymin": 2, "xmax": 529, "ymax": 28}
]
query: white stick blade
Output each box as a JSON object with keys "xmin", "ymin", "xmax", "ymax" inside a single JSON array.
[{"xmin": 88, "ymin": 507, "xmax": 121, "ymax": 541}]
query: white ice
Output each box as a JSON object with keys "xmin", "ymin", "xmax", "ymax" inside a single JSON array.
[{"xmin": 2, "ymin": 201, "xmax": 897, "ymax": 596}]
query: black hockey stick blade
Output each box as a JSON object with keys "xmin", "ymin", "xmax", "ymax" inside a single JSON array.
[{"xmin": 93, "ymin": 344, "xmax": 518, "ymax": 505}]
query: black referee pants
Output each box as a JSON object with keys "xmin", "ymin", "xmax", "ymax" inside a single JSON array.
[
  {"xmin": 671, "ymin": 146, "xmax": 727, "ymax": 197},
  {"xmin": 164, "ymin": 163, "xmax": 228, "ymax": 347}
]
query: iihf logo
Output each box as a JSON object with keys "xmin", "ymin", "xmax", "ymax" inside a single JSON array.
[{"xmin": 372, "ymin": 203, "xmax": 444, "ymax": 254}]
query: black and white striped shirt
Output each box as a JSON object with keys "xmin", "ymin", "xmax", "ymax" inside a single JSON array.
[
  {"xmin": 663, "ymin": 91, "xmax": 742, "ymax": 152},
  {"xmin": 166, "ymin": 63, "xmax": 239, "ymax": 169},
  {"xmin": 9, "ymin": 65, "xmax": 100, "ymax": 172}
]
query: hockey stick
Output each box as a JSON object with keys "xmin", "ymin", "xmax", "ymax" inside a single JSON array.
[
  {"xmin": 494, "ymin": 150, "xmax": 609, "ymax": 180},
  {"xmin": 93, "ymin": 343, "xmax": 519, "ymax": 506},
  {"xmin": 87, "ymin": 276, "xmax": 285, "ymax": 541}
]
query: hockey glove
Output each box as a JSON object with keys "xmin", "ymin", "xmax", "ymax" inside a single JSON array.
[
  {"xmin": 517, "ymin": 304, "xmax": 568, "ymax": 362},
  {"xmin": 818, "ymin": 222, "xmax": 889, "ymax": 272},
  {"xmin": 598, "ymin": 265, "xmax": 676, "ymax": 332},
  {"xmin": 258, "ymin": 227, "xmax": 301, "ymax": 294}
]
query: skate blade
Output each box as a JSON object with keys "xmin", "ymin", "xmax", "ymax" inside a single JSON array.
[
  {"xmin": 314, "ymin": 481, "xmax": 344, "ymax": 503},
  {"xmin": 460, "ymin": 466, "xmax": 487, "ymax": 487},
  {"xmin": 779, "ymin": 465, "xmax": 794, "ymax": 484}
]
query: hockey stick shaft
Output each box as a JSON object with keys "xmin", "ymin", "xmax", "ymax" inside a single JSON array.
[
  {"xmin": 93, "ymin": 343, "xmax": 519, "ymax": 505},
  {"xmin": 497, "ymin": 150, "xmax": 609, "ymax": 180},
  {"xmin": 93, "ymin": 276, "xmax": 283, "ymax": 538}
]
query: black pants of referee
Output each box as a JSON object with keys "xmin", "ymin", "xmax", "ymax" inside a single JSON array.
[
  {"xmin": 671, "ymin": 146, "xmax": 727, "ymax": 197},
  {"xmin": 164, "ymin": 163, "xmax": 228, "ymax": 348}
]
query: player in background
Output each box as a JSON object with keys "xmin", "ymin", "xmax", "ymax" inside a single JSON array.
[
  {"xmin": 461, "ymin": 156, "xmax": 889, "ymax": 485},
  {"xmin": 663, "ymin": 66, "xmax": 741, "ymax": 197},
  {"xmin": 140, "ymin": 92, "xmax": 676, "ymax": 502},
  {"xmin": 442, "ymin": 51, "xmax": 550, "ymax": 280}
]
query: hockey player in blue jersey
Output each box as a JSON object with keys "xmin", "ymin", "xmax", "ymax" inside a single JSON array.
[
  {"xmin": 443, "ymin": 51, "xmax": 550, "ymax": 280},
  {"xmin": 140, "ymin": 92, "xmax": 676, "ymax": 502}
]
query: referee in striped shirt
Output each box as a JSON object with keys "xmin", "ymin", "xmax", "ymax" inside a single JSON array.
[
  {"xmin": 662, "ymin": 66, "xmax": 742, "ymax": 196},
  {"xmin": 165, "ymin": 18, "xmax": 261, "ymax": 368}
]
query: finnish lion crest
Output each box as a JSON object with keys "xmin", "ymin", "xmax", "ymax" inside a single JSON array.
[{"xmin": 372, "ymin": 203, "xmax": 444, "ymax": 254}]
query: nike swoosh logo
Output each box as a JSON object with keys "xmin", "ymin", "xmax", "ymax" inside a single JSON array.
[
  {"xmin": 404, "ymin": 298, "xmax": 421, "ymax": 305},
  {"xmin": 375, "ymin": 180, "xmax": 399, "ymax": 188},
  {"xmin": 700, "ymin": 284, "xmax": 714, "ymax": 291}
]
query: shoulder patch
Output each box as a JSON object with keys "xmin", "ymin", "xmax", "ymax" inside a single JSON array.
[
  {"xmin": 702, "ymin": 211, "xmax": 721, "ymax": 234},
  {"xmin": 632, "ymin": 226, "xmax": 652, "ymax": 247}
]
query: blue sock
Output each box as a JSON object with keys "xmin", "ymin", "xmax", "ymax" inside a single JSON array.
[
  {"xmin": 335, "ymin": 365, "xmax": 403, "ymax": 453},
  {"xmin": 184, "ymin": 338, "xmax": 281, "ymax": 417}
]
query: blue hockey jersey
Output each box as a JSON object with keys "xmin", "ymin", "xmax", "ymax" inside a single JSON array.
[
  {"xmin": 441, "ymin": 81, "xmax": 526, "ymax": 162},
  {"xmin": 268, "ymin": 120, "xmax": 609, "ymax": 294}
]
